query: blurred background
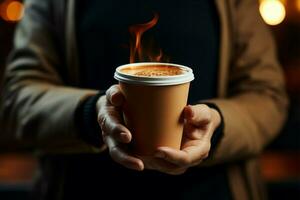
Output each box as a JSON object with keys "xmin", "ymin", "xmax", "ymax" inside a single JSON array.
[{"xmin": 0, "ymin": 0, "xmax": 299, "ymax": 199}]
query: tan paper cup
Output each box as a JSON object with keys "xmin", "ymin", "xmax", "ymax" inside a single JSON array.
[{"xmin": 114, "ymin": 62, "xmax": 194, "ymax": 155}]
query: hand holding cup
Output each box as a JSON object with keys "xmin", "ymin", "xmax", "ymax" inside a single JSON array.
[{"xmin": 97, "ymin": 83, "xmax": 221, "ymax": 174}]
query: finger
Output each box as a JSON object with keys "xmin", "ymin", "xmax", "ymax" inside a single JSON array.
[
  {"xmin": 141, "ymin": 156, "xmax": 187, "ymax": 175},
  {"xmin": 106, "ymin": 85, "xmax": 124, "ymax": 106},
  {"xmin": 184, "ymin": 105, "xmax": 211, "ymax": 127},
  {"xmin": 155, "ymin": 145, "xmax": 209, "ymax": 167},
  {"xmin": 158, "ymin": 166, "xmax": 188, "ymax": 175},
  {"xmin": 183, "ymin": 124, "xmax": 209, "ymax": 140},
  {"xmin": 99, "ymin": 115, "xmax": 132, "ymax": 143},
  {"xmin": 154, "ymin": 147, "xmax": 191, "ymax": 167},
  {"xmin": 97, "ymin": 97, "xmax": 131, "ymax": 143},
  {"xmin": 110, "ymin": 146, "xmax": 144, "ymax": 171},
  {"xmin": 183, "ymin": 105, "xmax": 216, "ymax": 140},
  {"xmin": 141, "ymin": 156, "xmax": 177, "ymax": 171},
  {"xmin": 105, "ymin": 136, "xmax": 144, "ymax": 171},
  {"xmin": 182, "ymin": 145, "xmax": 210, "ymax": 166}
]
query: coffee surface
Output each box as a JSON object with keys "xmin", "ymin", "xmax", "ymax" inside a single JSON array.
[{"xmin": 121, "ymin": 65, "xmax": 184, "ymax": 77}]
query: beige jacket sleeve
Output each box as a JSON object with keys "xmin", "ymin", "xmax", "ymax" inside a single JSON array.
[
  {"xmin": 202, "ymin": 0, "xmax": 288, "ymax": 165},
  {"xmin": 0, "ymin": 0, "xmax": 100, "ymax": 153}
]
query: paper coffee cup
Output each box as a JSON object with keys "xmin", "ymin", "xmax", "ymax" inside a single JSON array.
[{"xmin": 114, "ymin": 62, "xmax": 194, "ymax": 155}]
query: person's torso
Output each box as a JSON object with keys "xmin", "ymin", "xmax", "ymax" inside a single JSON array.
[{"xmin": 36, "ymin": 1, "xmax": 232, "ymax": 199}]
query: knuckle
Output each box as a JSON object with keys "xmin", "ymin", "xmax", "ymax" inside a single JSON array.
[
  {"xmin": 98, "ymin": 109, "xmax": 125, "ymax": 139},
  {"xmin": 98, "ymin": 95, "xmax": 107, "ymax": 107},
  {"xmin": 199, "ymin": 104, "xmax": 210, "ymax": 111},
  {"xmin": 200, "ymin": 104, "xmax": 212, "ymax": 117},
  {"xmin": 105, "ymin": 90, "xmax": 113, "ymax": 103},
  {"xmin": 97, "ymin": 113, "xmax": 107, "ymax": 129},
  {"xmin": 97, "ymin": 112, "xmax": 105, "ymax": 124},
  {"xmin": 106, "ymin": 85, "xmax": 117, "ymax": 95},
  {"xmin": 111, "ymin": 84, "xmax": 119, "ymax": 90},
  {"xmin": 106, "ymin": 85, "xmax": 119, "ymax": 100}
]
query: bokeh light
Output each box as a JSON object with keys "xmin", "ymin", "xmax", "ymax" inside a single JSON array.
[
  {"xmin": 296, "ymin": 0, "xmax": 300, "ymax": 12},
  {"xmin": 259, "ymin": 0, "xmax": 286, "ymax": 26},
  {"xmin": 0, "ymin": 0, "xmax": 24, "ymax": 22},
  {"xmin": 6, "ymin": 1, "xmax": 23, "ymax": 21}
]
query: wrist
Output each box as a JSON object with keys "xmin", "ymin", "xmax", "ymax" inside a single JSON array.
[{"xmin": 75, "ymin": 91, "xmax": 105, "ymax": 148}]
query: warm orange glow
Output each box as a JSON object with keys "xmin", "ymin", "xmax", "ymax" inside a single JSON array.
[
  {"xmin": 259, "ymin": 0, "xmax": 286, "ymax": 26},
  {"xmin": 296, "ymin": 0, "xmax": 300, "ymax": 12},
  {"xmin": 6, "ymin": 1, "xmax": 23, "ymax": 21},
  {"xmin": 129, "ymin": 13, "xmax": 166, "ymax": 63},
  {"xmin": 0, "ymin": 0, "xmax": 24, "ymax": 22}
]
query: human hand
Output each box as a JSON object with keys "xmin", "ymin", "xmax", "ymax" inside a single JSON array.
[
  {"xmin": 96, "ymin": 85, "xmax": 144, "ymax": 171},
  {"xmin": 141, "ymin": 104, "xmax": 221, "ymax": 175}
]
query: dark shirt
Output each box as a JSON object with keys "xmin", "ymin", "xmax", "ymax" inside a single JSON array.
[{"xmin": 42, "ymin": 0, "xmax": 231, "ymax": 199}]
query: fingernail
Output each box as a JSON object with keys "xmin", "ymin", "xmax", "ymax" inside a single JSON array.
[
  {"xmin": 155, "ymin": 151, "xmax": 165, "ymax": 159},
  {"xmin": 185, "ymin": 106, "xmax": 194, "ymax": 119},
  {"xmin": 136, "ymin": 162, "xmax": 144, "ymax": 171}
]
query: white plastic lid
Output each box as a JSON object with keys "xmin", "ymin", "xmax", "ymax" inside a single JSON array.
[{"xmin": 114, "ymin": 62, "xmax": 194, "ymax": 86}]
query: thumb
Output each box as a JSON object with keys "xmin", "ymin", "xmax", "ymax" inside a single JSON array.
[{"xmin": 183, "ymin": 104, "xmax": 212, "ymax": 127}]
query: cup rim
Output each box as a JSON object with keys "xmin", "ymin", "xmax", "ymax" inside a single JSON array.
[{"xmin": 114, "ymin": 62, "xmax": 194, "ymax": 86}]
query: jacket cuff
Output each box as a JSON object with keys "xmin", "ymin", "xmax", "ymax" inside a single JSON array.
[
  {"xmin": 75, "ymin": 91, "xmax": 105, "ymax": 148},
  {"xmin": 203, "ymin": 102, "xmax": 224, "ymax": 152}
]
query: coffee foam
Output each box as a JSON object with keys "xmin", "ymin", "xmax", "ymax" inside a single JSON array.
[
  {"xmin": 114, "ymin": 62, "xmax": 194, "ymax": 86},
  {"xmin": 121, "ymin": 65, "xmax": 184, "ymax": 77}
]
